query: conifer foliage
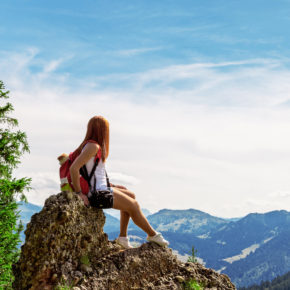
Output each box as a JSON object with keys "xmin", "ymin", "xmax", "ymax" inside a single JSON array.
[
  {"xmin": 0, "ymin": 80, "xmax": 31, "ymax": 288},
  {"xmin": 239, "ymin": 271, "xmax": 290, "ymax": 290}
]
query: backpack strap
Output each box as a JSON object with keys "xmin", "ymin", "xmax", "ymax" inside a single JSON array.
[
  {"xmin": 81, "ymin": 163, "xmax": 110, "ymax": 192},
  {"xmin": 79, "ymin": 141, "xmax": 100, "ymax": 182},
  {"xmin": 80, "ymin": 157, "xmax": 99, "ymax": 193},
  {"xmin": 79, "ymin": 142, "xmax": 110, "ymax": 192},
  {"xmin": 105, "ymin": 170, "xmax": 110, "ymax": 188}
]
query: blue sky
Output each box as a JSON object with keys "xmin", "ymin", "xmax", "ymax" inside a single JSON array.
[
  {"xmin": 1, "ymin": 0, "xmax": 290, "ymax": 217},
  {"xmin": 2, "ymin": 0, "xmax": 290, "ymax": 78}
]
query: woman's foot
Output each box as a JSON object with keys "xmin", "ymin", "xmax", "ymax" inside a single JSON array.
[
  {"xmin": 116, "ymin": 236, "xmax": 134, "ymax": 249},
  {"xmin": 147, "ymin": 232, "xmax": 169, "ymax": 247}
]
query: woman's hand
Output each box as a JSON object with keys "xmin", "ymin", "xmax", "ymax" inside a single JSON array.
[
  {"xmin": 111, "ymin": 184, "xmax": 127, "ymax": 189},
  {"xmin": 79, "ymin": 193, "xmax": 89, "ymax": 206}
]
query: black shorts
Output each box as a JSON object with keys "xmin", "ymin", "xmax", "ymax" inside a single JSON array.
[{"xmin": 88, "ymin": 189, "xmax": 114, "ymax": 209}]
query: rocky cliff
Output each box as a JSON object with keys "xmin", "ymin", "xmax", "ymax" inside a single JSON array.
[{"xmin": 13, "ymin": 192, "xmax": 236, "ymax": 289}]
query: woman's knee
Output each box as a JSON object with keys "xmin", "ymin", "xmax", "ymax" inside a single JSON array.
[
  {"xmin": 119, "ymin": 189, "xmax": 136, "ymax": 200},
  {"xmin": 132, "ymin": 200, "xmax": 140, "ymax": 211},
  {"xmin": 112, "ymin": 189, "xmax": 138, "ymax": 212},
  {"xmin": 126, "ymin": 199, "xmax": 140, "ymax": 214}
]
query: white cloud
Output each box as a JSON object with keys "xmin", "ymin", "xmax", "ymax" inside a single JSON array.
[
  {"xmin": 109, "ymin": 172, "xmax": 140, "ymax": 186},
  {"xmin": 113, "ymin": 47, "xmax": 163, "ymax": 57},
  {"xmin": 14, "ymin": 171, "xmax": 60, "ymax": 206},
  {"xmin": 89, "ymin": 57, "xmax": 290, "ymax": 109},
  {"xmin": 268, "ymin": 191, "xmax": 290, "ymax": 199},
  {"xmin": 2, "ymin": 49, "xmax": 290, "ymax": 217},
  {"xmin": 43, "ymin": 59, "xmax": 63, "ymax": 73}
]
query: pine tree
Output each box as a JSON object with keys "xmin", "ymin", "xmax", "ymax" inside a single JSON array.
[{"xmin": 0, "ymin": 80, "xmax": 31, "ymax": 288}]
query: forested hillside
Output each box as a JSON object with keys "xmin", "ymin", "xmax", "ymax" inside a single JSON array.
[{"xmin": 239, "ymin": 271, "xmax": 290, "ymax": 290}]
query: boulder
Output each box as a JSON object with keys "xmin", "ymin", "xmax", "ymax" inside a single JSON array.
[{"xmin": 13, "ymin": 192, "xmax": 236, "ymax": 289}]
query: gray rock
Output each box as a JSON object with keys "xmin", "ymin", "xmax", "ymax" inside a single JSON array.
[{"xmin": 13, "ymin": 191, "xmax": 236, "ymax": 290}]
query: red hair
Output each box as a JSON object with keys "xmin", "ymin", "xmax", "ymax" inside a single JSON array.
[{"xmin": 76, "ymin": 116, "xmax": 110, "ymax": 162}]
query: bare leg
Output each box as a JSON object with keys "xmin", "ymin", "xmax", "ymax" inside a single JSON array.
[
  {"xmin": 120, "ymin": 211, "xmax": 130, "ymax": 237},
  {"xmin": 112, "ymin": 188, "xmax": 156, "ymax": 237},
  {"xmin": 118, "ymin": 189, "xmax": 136, "ymax": 237}
]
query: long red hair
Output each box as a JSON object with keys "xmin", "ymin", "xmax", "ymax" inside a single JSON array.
[{"xmin": 76, "ymin": 116, "xmax": 110, "ymax": 162}]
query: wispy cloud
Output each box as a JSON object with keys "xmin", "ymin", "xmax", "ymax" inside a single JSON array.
[
  {"xmin": 113, "ymin": 47, "xmax": 163, "ymax": 57},
  {"xmin": 2, "ymin": 48, "xmax": 290, "ymax": 216},
  {"xmin": 42, "ymin": 58, "xmax": 65, "ymax": 73},
  {"xmin": 89, "ymin": 58, "xmax": 290, "ymax": 108}
]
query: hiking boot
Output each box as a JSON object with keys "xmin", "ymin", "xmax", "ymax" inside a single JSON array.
[
  {"xmin": 146, "ymin": 232, "xmax": 169, "ymax": 247},
  {"xmin": 116, "ymin": 236, "xmax": 133, "ymax": 249}
]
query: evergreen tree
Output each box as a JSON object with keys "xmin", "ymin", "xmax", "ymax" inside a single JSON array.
[
  {"xmin": 239, "ymin": 271, "xmax": 290, "ymax": 290},
  {"xmin": 0, "ymin": 80, "xmax": 31, "ymax": 288}
]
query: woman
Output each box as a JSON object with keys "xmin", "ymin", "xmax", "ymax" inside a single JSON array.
[{"xmin": 70, "ymin": 116, "xmax": 169, "ymax": 249}]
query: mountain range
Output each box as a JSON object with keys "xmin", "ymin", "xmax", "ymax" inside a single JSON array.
[
  {"xmin": 239, "ymin": 270, "xmax": 290, "ymax": 290},
  {"xmin": 17, "ymin": 202, "xmax": 290, "ymax": 288}
]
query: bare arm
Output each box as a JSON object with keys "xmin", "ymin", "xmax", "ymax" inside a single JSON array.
[
  {"xmin": 110, "ymin": 183, "xmax": 127, "ymax": 190},
  {"xmin": 70, "ymin": 143, "xmax": 99, "ymax": 205}
]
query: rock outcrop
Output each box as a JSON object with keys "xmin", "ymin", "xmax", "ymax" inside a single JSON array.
[{"xmin": 13, "ymin": 192, "xmax": 236, "ymax": 289}]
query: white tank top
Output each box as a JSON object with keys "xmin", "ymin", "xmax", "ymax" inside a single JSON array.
[
  {"xmin": 82, "ymin": 145, "xmax": 108, "ymax": 191},
  {"xmin": 85, "ymin": 157, "xmax": 108, "ymax": 191}
]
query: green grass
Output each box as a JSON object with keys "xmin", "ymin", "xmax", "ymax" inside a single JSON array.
[{"xmin": 183, "ymin": 279, "xmax": 204, "ymax": 290}]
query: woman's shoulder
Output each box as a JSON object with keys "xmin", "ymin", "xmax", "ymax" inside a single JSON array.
[
  {"xmin": 86, "ymin": 139, "xmax": 100, "ymax": 146},
  {"xmin": 82, "ymin": 140, "xmax": 100, "ymax": 154}
]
